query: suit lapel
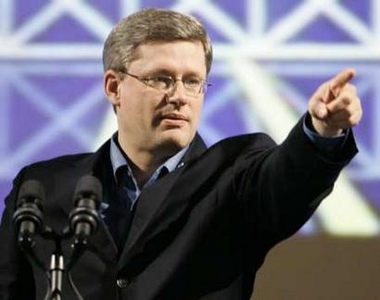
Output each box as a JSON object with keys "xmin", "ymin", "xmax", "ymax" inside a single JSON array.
[{"xmin": 117, "ymin": 134, "xmax": 207, "ymax": 267}]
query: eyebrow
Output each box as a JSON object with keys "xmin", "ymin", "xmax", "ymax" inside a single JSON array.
[{"xmin": 142, "ymin": 67, "xmax": 205, "ymax": 78}]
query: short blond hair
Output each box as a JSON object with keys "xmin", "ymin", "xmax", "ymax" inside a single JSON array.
[{"xmin": 102, "ymin": 8, "xmax": 213, "ymax": 74}]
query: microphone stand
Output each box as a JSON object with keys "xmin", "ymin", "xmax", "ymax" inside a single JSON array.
[
  {"xmin": 42, "ymin": 227, "xmax": 73, "ymax": 300},
  {"xmin": 50, "ymin": 252, "xmax": 64, "ymax": 300},
  {"xmin": 49, "ymin": 237, "xmax": 64, "ymax": 300}
]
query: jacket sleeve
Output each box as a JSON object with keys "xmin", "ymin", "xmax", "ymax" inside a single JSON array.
[{"xmin": 236, "ymin": 116, "xmax": 358, "ymax": 252}]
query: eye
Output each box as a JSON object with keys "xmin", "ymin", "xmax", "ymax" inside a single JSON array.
[
  {"xmin": 150, "ymin": 76, "xmax": 173, "ymax": 89},
  {"xmin": 185, "ymin": 78, "xmax": 202, "ymax": 88}
]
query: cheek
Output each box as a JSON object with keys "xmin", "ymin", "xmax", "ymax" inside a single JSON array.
[
  {"xmin": 191, "ymin": 100, "xmax": 204, "ymax": 125},
  {"xmin": 120, "ymin": 90, "xmax": 153, "ymax": 120},
  {"xmin": 127, "ymin": 103, "xmax": 151, "ymax": 125}
]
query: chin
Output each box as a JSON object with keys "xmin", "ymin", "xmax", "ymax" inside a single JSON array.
[{"xmin": 159, "ymin": 132, "xmax": 193, "ymax": 153}]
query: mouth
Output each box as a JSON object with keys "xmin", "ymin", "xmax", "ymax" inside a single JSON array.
[
  {"xmin": 162, "ymin": 113, "xmax": 188, "ymax": 121},
  {"xmin": 160, "ymin": 113, "xmax": 189, "ymax": 127}
]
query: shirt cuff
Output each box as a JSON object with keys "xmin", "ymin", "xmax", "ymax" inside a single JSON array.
[{"xmin": 303, "ymin": 114, "xmax": 349, "ymax": 153}]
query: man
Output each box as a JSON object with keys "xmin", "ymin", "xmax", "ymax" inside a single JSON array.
[{"xmin": 0, "ymin": 8, "xmax": 362, "ymax": 300}]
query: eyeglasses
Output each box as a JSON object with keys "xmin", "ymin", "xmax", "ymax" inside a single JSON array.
[{"xmin": 119, "ymin": 70, "xmax": 211, "ymax": 96}]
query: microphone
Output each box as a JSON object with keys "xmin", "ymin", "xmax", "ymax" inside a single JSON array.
[
  {"xmin": 13, "ymin": 180, "xmax": 45, "ymax": 248},
  {"xmin": 69, "ymin": 175, "xmax": 102, "ymax": 247}
]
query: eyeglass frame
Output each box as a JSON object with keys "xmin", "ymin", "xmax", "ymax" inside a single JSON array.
[{"xmin": 118, "ymin": 69, "xmax": 212, "ymax": 96}]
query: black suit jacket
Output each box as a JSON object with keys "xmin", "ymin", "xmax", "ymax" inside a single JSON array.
[{"xmin": 0, "ymin": 119, "xmax": 357, "ymax": 300}]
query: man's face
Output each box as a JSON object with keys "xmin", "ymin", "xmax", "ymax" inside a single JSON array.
[{"xmin": 110, "ymin": 41, "xmax": 207, "ymax": 158}]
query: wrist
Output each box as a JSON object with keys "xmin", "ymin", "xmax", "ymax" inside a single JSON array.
[{"xmin": 311, "ymin": 117, "xmax": 343, "ymax": 138}]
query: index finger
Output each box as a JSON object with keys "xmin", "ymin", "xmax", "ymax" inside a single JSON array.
[{"xmin": 330, "ymin": 68, "xmax": 356, "ymax": 96}]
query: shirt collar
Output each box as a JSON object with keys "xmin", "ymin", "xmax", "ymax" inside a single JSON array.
[{"xmin": 110, "ymin": 132, "xmax": 189, "ymax": 184}]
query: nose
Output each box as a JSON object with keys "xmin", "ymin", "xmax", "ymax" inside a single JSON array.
[{"xmin": 165, "ymin": 81, "xmax": 188, "ymax": 105}]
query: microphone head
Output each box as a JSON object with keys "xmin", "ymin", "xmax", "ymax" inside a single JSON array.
[
  {"xmin": 14, "ymin": 180, "xmax": 45, "ymax": 244},
  {"xmin": 17, "ymin": 180, "xmax": 45, "ymax": 208},
  {"xmin": 73, "ymin": 175, "xmax": 102, "ymax": 207}
]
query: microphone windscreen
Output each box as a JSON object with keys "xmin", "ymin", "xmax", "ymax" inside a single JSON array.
[
  {"xmin": 18, "ymin": 180, "xmax": 45, "ymax": 207},
  {"xmin": 74, "ymin": 175, "xmax": 102, "ymax": 207}
]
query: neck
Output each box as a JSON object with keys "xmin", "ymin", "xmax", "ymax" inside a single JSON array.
[
  {"xmin": 117, "ymin": 137, "xmax": 177, "ymax": 188},
  {"xmin": 129, "ymin": 166, "xmax": 154, "ymax": 188},
  {"xmin": 126, "ymin": 151, "xmax": 164, "ymax": 188}
]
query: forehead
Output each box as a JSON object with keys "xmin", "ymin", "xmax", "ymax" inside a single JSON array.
[{"xmin": 129, "ymin": 41, "xmax": 207, "ymax": 75}]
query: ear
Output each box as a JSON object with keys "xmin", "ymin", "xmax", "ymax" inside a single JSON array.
[{"xmin": 104, "ymin": 70, "xmax": 122, "ymax": 107}]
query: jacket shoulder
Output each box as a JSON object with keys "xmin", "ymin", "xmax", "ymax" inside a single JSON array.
[
  {"xmin": 209, "ymin": 132, "xmax": 277, "ymax": 157},
  {"xmin": 26, "ymin": 152, "xmax": 92, "ymax": 169}
]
